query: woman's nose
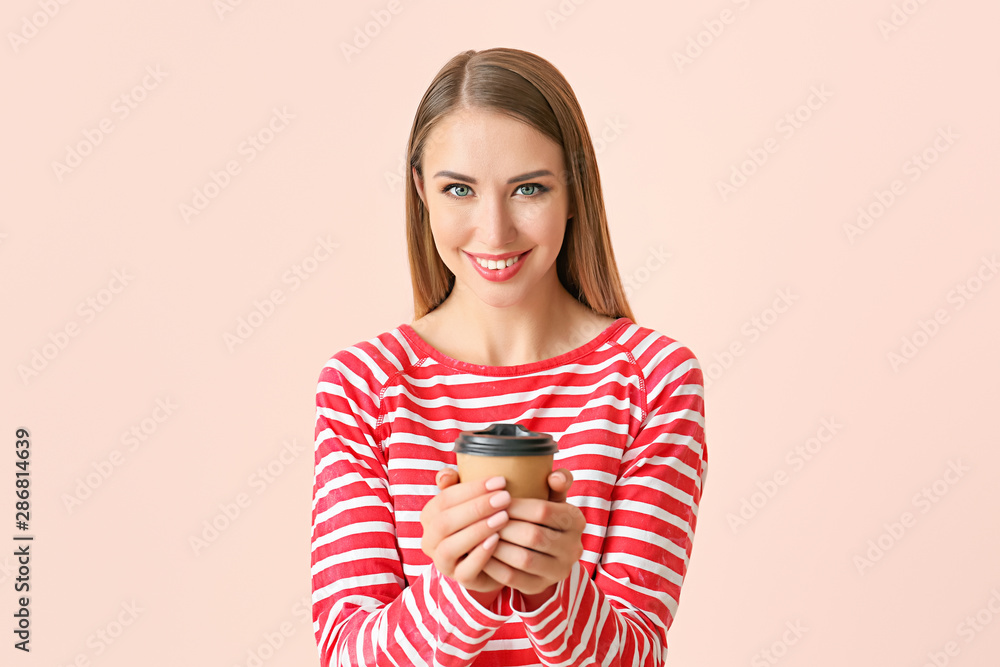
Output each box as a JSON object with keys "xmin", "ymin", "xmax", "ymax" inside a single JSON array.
[{"xmin": 477, "ymin": 196, "xmax": 517, "ymax": 247}]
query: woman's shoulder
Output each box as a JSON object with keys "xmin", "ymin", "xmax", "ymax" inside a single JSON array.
[
  {"xmin": 609, "ymin": 318, "xmax": 699, "ymax": 366},
  {"xmin": 611, "ymin": 319, "xmax": 702, "ymax": 399},
  {"xmin": 317, "ymin": 324, "xmax": 417, "ymax": 389}
]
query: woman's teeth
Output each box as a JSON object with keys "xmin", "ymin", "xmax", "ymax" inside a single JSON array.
[{"xmin": 475, "ymin": 254, "xmax": 522, "ymax": 270}]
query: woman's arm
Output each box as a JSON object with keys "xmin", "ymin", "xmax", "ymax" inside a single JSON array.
[
  {"xmin": 508, "ymin": 340, "xmax": 708, "ymax": 666},
  {"xmin": 311, "ymin": 355, "xmax": 512, "ymax": 666}
]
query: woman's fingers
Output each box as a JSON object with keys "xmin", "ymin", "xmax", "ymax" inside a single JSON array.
[
  {"xmin": 504, "ymin": 496, "xmax": 586, "ymax": 534},
  {"xmin": 547, "ymin": 468, "xmax": 573, "ymax": 503},
  {"xmin": 426, "ymin": 468, "xmax": 584, "ymax": 596},
  {"xmin": 423, "ymin": 474, "xmax": 489, "ymax": 553},
  {"xmin": 481, "ymin": 553, "xmax": 549, "ymax": 595},
  {"xmin": 489, "ymin": 537, "xmax": 556, "ymax": 579},
  {"xmin": 424, "ymin": 475, "xmax": 506, "ymax": 539},
  {"xmin": 437, "ymin": 507, "xmax": 510, "ymax": 566},
  {"xmin": 434, "ymin": 485, "xmax": 511, "ymax": 540},
  {"xmin": 422, "ymin": 472, "xmax": 513, "ymax": 581},
  {"xmin": 487, "ymin": 499, "xmax": 585, "ymax": 578},
  {"xmin": 436, "ymin": 467, "xmax": 458, "ymax": 489},
  {"xmin": 496, "ymin": 517, "xmax": 562, "ymax": 554},
  {"xmin": 452, "ymin": 530, "xmax": 504, "ymax": 586},
  {"xmin": 482, "ymin": 498, "xmax": 587, "ymax": 595},
  {"xmin": 437, "ymin": 474, "xmax": 507, "ymax": 511}
]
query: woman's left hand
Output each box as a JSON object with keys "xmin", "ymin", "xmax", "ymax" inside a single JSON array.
[{"xmin": 481, "ymin": 468, "xmax": 586, "ymax": 597}]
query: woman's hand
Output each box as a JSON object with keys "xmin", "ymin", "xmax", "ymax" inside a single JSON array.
[
  {"xmin": 420, "ymin": 468, "xmax": 511, "ymax": 594},
  {"xmin": 482, "ymin": 469, "xmax": 586, "ymax": 598}
]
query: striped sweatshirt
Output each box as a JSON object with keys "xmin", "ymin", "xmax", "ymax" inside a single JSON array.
[{"xmin": 311, "ymin": 317, "xmax": 708, "ymax": 666}]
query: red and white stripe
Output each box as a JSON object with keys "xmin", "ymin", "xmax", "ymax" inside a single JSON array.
[{"xmin": 312, "ymin": 318, "xmax": 707, "ymax": 666}]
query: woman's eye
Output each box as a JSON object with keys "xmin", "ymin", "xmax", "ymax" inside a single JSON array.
[
  {"xmin": 444, "ymin": 184, "xmax": 471, "ymax": 198},
  {"xmin": 517, "ymin": 183, "xmax": 549, "ymax": 196},
  {"xmin": 442, "ymin": 183, "xmax": 548, "ymax": 198}
]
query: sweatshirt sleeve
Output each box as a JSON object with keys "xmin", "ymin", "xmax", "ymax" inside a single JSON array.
[
  {"xmin": 509, "ymin": 340, "xmax": 708, "ymax": 666},
  {"xmin": 311, "ymin": 352, "xmax": 513, "ymax": 666}
]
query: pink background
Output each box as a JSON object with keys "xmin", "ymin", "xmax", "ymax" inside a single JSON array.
[{"xmin": 4, "ymin": 1, "xmax": 999, "ymax": 665}]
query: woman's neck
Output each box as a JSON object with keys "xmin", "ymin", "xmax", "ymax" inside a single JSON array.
[{"xmin": 413, "ymin": 289, "xmax": 614, "ymax": 367}]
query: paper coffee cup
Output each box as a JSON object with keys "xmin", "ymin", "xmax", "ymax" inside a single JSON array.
[{"xmin": 453, "ymin": 423, "xmax": 558, "ymax": 500}]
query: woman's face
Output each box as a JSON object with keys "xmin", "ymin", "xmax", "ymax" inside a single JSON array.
[{"xmin": 412, "ymin": 107, "xmax": 574, "ymax": 309}]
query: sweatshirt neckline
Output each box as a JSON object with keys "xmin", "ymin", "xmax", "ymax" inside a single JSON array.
[{"xmin": 398, "ymin": 317, "xmax": 632, "ymax": 376}]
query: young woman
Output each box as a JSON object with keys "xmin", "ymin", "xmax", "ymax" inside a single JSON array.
[{"xmin": 312, "ymin": 47, "xmax": 708, "ymax": 666}]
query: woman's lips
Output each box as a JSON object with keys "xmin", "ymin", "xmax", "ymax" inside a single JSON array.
[{"xmin": 466, "ymin": 248, "xmax": 531, "ymax": 282}]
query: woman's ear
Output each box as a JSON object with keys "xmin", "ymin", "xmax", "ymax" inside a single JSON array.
[{"xmin": 412, "ymin": 166, "xmax": 426, "ymax": 207}]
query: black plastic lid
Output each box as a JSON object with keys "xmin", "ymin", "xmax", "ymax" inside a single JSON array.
[{"xmin": 454, "ymin": 423, "xmax": 557, "ymax": 456}]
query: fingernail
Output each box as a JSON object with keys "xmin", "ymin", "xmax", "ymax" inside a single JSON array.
[
  {"xmin": 482, "ymin": 533, "xmax": 499, "ymax": 549},
  {"xmin": 485, "ymin": 476, "xmax": 506, "ymax": 491},
  {"xmin": 489, "ymin": 490, "xmax": 511, "ymax": 508},
  {"xmin": 487, "ymin": 511, "xmax": 508, "ymax": 528}
]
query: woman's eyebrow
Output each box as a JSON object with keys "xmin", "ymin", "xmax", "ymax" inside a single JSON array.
[{"xmin": 432, "ymin": 169, "xmax": 555, "ymax": 184}]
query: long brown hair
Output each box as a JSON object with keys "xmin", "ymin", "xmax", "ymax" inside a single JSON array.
[{"xmin": 405, "ymin": 47, "xmax": 636, "ymax": 324}]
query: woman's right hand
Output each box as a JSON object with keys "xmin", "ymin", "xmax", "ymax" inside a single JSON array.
[{"xmin": 420, "ymin": 468, "xmax": 511, "ymax": 593}]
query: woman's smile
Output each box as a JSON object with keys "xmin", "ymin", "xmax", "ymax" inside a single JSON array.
[{"xmin": 465, "ymin": 248, "xmax": 532, "ymax": 282}]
